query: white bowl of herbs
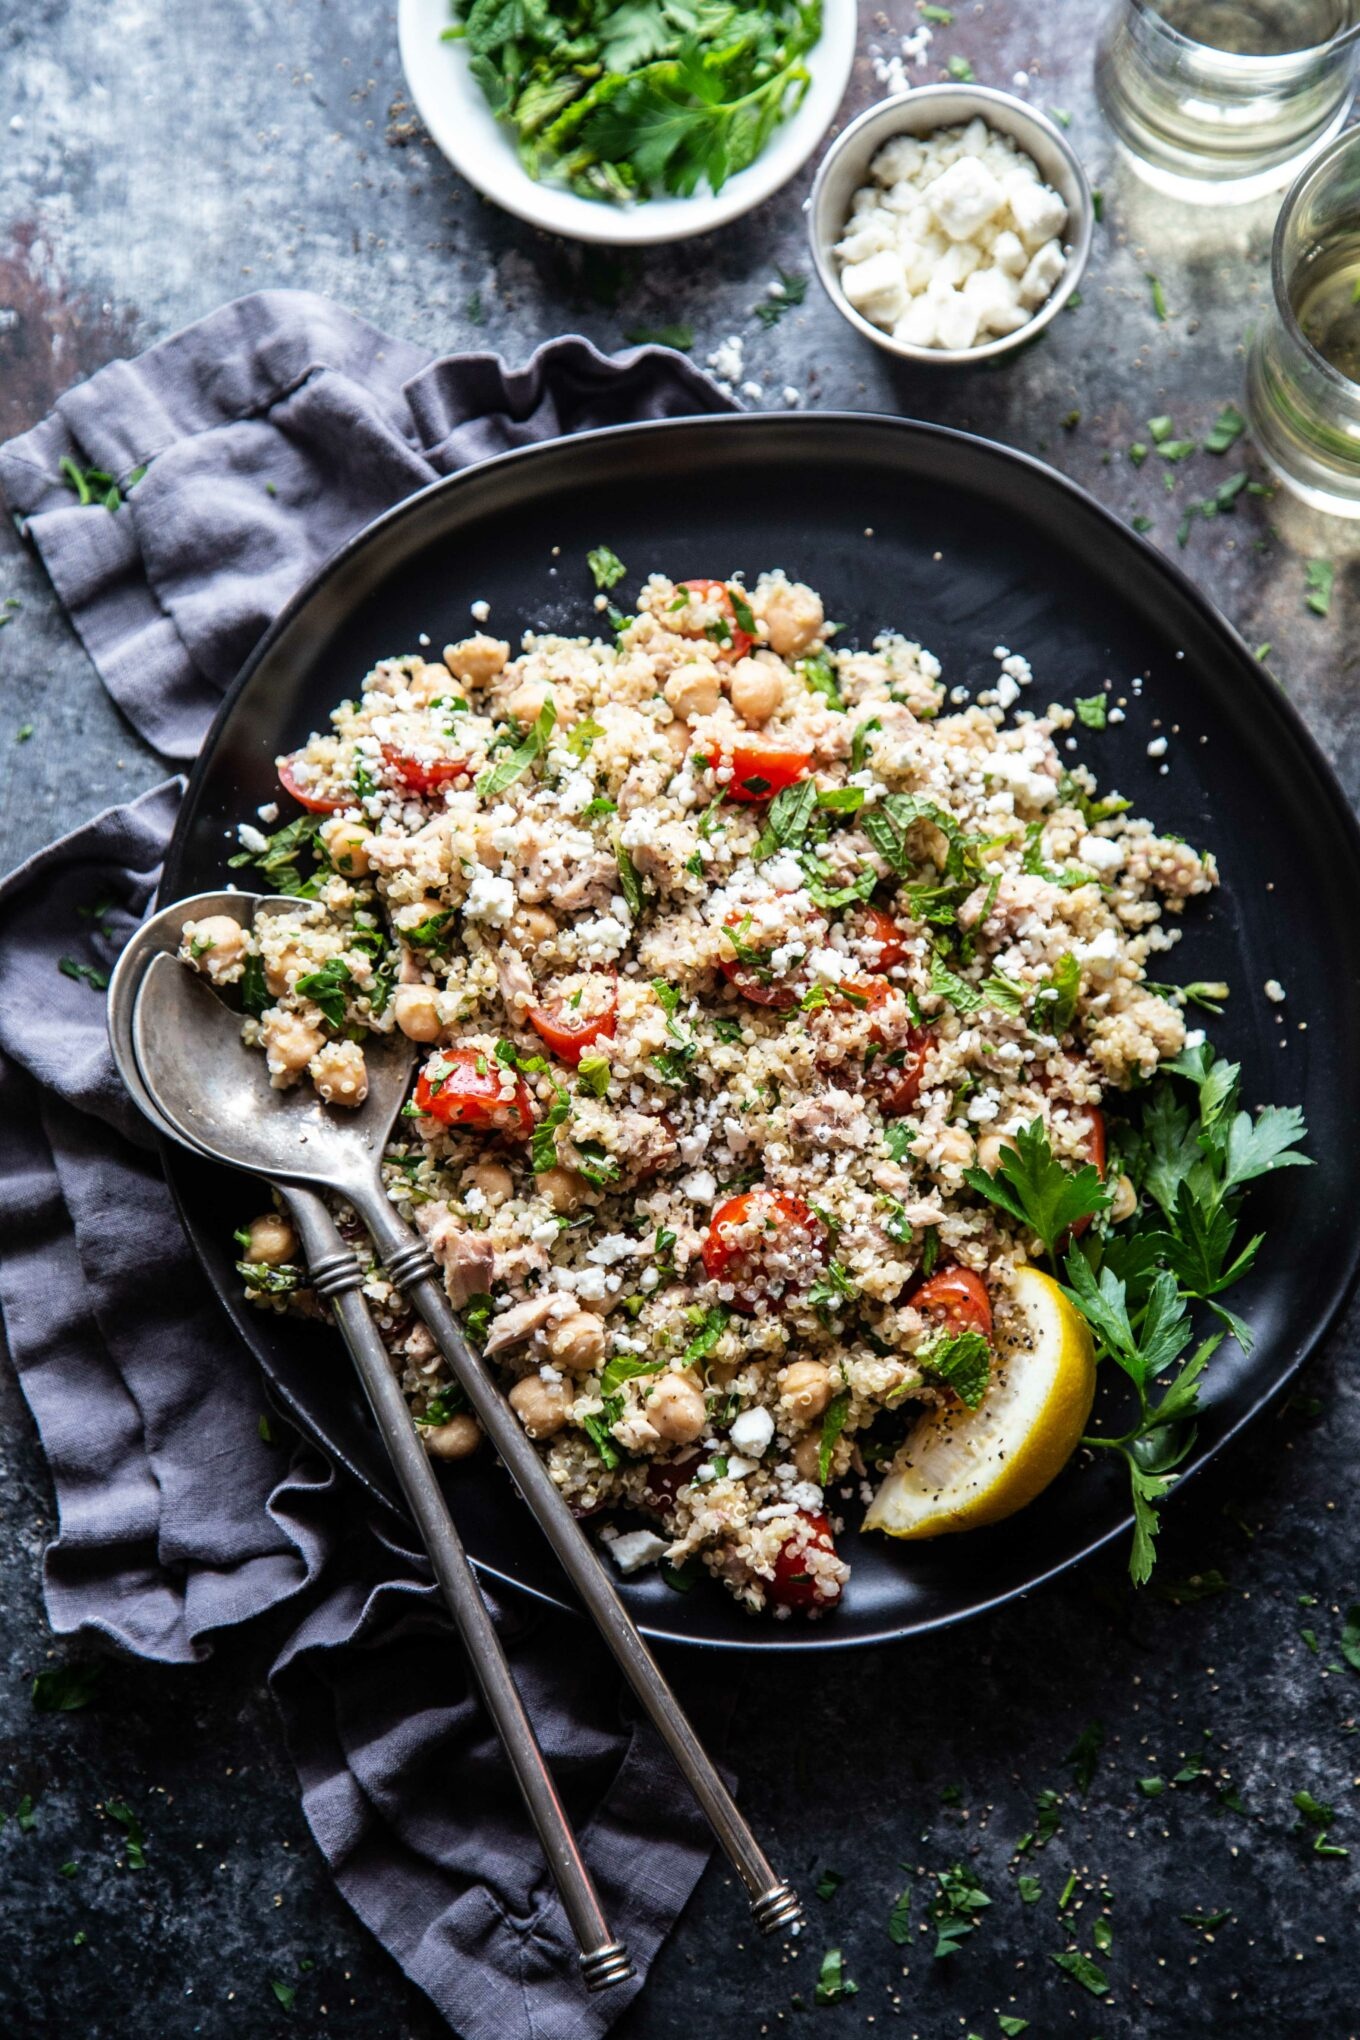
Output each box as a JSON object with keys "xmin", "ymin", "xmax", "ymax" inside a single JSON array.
[{"xmin": 399, "ymin": 0, "xmax": 857, "ymax": 245}]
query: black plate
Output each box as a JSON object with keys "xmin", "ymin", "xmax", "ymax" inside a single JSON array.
[{"xmin": 161, "ymin": 413, "xmax": 1360, "ymax": 1651}]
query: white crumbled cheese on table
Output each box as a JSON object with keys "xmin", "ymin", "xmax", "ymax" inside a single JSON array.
[
  {"xmin": 256, "ymin": 802, "xmax": 279, "ymax": 824},
  {"xmin": 236, "ymin": 822, "xmax": 270, "ymax": 855},
  {"xmin": 470, "ymin": 599, "xmax": 490, "ymax": 622},
  {"xmin": 835, "ymin": 117, "xmax": 1070, "ymax": 352},
  {"xmin": 706, "ymin": 334, "xmax": 744, "ymax": 393},
  {"xmin": 463, "ymin": 869, "xmax": 517, "ymax": 926},
  {"xmin": 1146, "ymin": 736, "xmax": 1168, "ymax": 758},
  {"xmin": 1264, "ymin": 977, "xmax": 1286, "ymax": 1003}
]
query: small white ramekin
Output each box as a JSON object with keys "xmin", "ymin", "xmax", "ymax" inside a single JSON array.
[{"xmin": 808, "ymin": 85, "xmax": 1094, "ymax": 367}]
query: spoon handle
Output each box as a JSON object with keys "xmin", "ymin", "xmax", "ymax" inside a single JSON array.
[
  {"xmin": 353, "ymin": 1192, "xmax": 802, "ymax": 1939},
  {"xmin": 282, "ymin": 1190, "xmax": 633, "ymax": 1995}
]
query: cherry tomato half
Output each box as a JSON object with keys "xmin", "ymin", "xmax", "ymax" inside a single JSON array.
[
  {"xmin": 1070, "ymin": 1105, "xmax": 1107, "ymax": 1241},
  {"xmin": 381, "ymin": 743, "xmax": 468, "ymax": 797},
  {"xmin": 527, "ymin": 979, "xmax": 619, "ymax": 1066},
  {"xmin": 641, "ymin": 1452, "xmax": 702, "ymax": 1516},
  {"xmin": 705, "ymin": 740, "xmax": 813, "ymax": 804},
  {"xmin": 825, "ymin": 978, "xmax": 934, "ymax": 1118},
  {"xmin": 870, "ymin": 1024, "xmax": 936, "ymax": 1118},
  {"xmin": 718, "ymin": 917, "xmax": 799, "ymax": 1010},
  {"xmin": 701, "ymin": 1189, "xmax": 827, "ymax": 1313},
  {"xmin": 770, "ymin": 1511, "xmax": 840, "ymax": 1611},
  {"xmin": 413, "ymin": 1046, "xmax": 533, "ymax": 1134},
  {"xmin": 277, "ymin": 752, "xmax": 346, "ymax": 814},
  {"xmin": 910, "ymin": 1265, "xmax": 994, "ymax": 1342},
  {"xmin": 859, "ymin": 905, "xmax": 912, "ymax": 972},
  {"xmin": 677, "ymin": 578, "xmax": 753, "ymax": 661}
]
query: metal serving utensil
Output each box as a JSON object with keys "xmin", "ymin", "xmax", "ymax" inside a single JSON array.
[
  {"xmin": 107, "ymin": 896, "xmax": 632, "ymax": 1994},
  {"xmin": 130, "ymin": 897, "xmax": 803, "ymax": 1939}
]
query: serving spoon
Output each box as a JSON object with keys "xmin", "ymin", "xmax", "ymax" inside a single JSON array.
[
  {"xmin": 107, "ymin": 896, "xmax": 632, "ymax": 1994},
  {"xmin": 130, "ymin": 897, "xmax": 803, "ymax": 1939}
]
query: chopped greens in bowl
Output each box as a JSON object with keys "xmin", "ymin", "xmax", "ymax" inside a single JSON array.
[{"xmin": 442, "ymin": 0, "xmax": 825, "ymax": 204}]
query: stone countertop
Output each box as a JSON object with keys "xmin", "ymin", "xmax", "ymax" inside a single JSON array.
[{"xmin": 1, "ymin": 2, "xmax": 1358, "ymax": 2034}]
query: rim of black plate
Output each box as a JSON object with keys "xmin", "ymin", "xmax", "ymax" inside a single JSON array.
[{"xmin": 159, "ymin": 410, "xmax": 1360, "ymax": 1652}]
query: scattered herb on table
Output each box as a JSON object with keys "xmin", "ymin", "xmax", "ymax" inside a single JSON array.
[
  {"xmin": 887, "ymin": 1881, "xmax": 912, "ymax": 1942},
  {"xmin": 1148, "ymin": 273, "xmax": 1168, "ymax": 322},
  {"xmin": 1051, "ymin": 1948, "xmax": 1109, "ymax": 1996},
  {"xmin": 58, "ymin": 457, "xmax": 145, "ymax": 511},
  {"xmin": 1074, "ymin": 692, "xmax": 1107, "ymax": 729},
  {"xmin": 814, "ymin": 1866, "xmax": 843, "ymax": 1901},
  {"xmin": 1065, "ymin": 1721, "xmax": 1104, "ymax": 1795},
  {"xmin": 754, "ymin": 268, "xmax": 808, "ymax": 327},
  {"xmin": 623, "ymin": 323, "xmax": 694, "ymax": 350},
  {"xmin": 58, "ymin": 957, "xmax": 109, "ymax": 993},
  {"xmin": 32, "ymin": 1665, "xmax": 101, "ymax": 1713},
  {"xmin": 443, "ymin": 0, "xmax": 824, "ymax": 205},
  {"xmin": 1204, "ymin": 403, "xmax": 1246, "ymax": 453},
  {"xmin": 930, "ymin": 1864, "xmax": 990, "ymax": 1957},
  {"xmin": 1305, "ymin": 558, "xmax": 1335, "ymax": 616},
  {"xmin": 946, "ymin": 53, "xmax": 975, "ymax": 80},
  {"xmin": 270, "ymin": 1977, "xmax": 297, "ymax": 2010},
  {"xmin": 105, "ymin": 1799, "xmax": 146, "ymax": 1868},
  {"xmin": 813, "ymin": 1945, "xmax": 857, "ymax": 2004}
]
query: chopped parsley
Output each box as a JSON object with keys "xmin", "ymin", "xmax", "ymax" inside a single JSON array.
[
  {"xmin": 1074, "ymin": 692, "xmax": 1108, "ymax": 729},
  {"xmin": 228, "ymin": 812, "xmax": 323, "ymax": 897},
  {"xmin": 946, "ymin": 53, "xmax": 975, "ymax": 80},
  {"xmin": 105, "ymin": 1799, "xmax": 147, "ymax": 1869},
  {"xmin": 929, "ymin": 1864, "xmax": 990, "ymax": 1957},
  {"xmin": 1204, "ymin": 403, "xmax": 1246, "ymax": 454},
  {"xmin": 1148, "ymin": 273, "xmax": 1169, "ymax": 322},
  {"xmin": 916, "ymin": 1329, "xmax": 991, "ymax": 1410},
  {"xmin": 294, "ymin": 956, "xmax": 353, "ymax": 1027},
  {"xmin": 477, "ymin": 701, "xmax": 556, "ymax": 798},
  {"xmin": 58, "ymin": 957, "xmax": 109, "ymax": 993},
  {"xmin": 32, "ymin": 1664, "xmax": 101, "ymax": 1713},
  {"xmin": 1051, "ymin": 1949, "xmax": 1108, "ymax": 1996},
  {"xmin": 1305, "ymin": 558, "xmax": 1335, "ymax": 617},
  {"xmin": 587, "ymin": 545, "xmax": 626, "ymax": 591},
  {"xmin": 753, "ymin": 268, "xmax": 808, "ymax": 328},
  {"xmin": 818, "ymin": 1389, "xmax": 851, "ymax": 1483},
  {"xmin": 813, "ymin": 1947, "xmax": 857, "ymax": 2004}
]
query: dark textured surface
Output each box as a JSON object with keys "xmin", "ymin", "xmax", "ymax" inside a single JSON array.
[{"xmin": 2, "ymin": 3, "xmax": 1359, "ymax": 2035}]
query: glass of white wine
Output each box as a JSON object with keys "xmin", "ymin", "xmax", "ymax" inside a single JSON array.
[
  {"xmin": 1095, "ymin": 0, "xmax": 1360, "ymax": 202},
  {"xmin": 1247, "ymin": 129, "xmax": 1360, "ymax": 515}
]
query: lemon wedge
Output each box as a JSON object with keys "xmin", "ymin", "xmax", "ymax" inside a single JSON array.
[{"xmin": 864, "ymin": 1265, "xmax": 1096, "ymax": 1540}]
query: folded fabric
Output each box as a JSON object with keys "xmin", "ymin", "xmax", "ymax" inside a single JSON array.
[{"xmin": 0, "ymin": 290, "xmax": 734, "ymax": 2038}]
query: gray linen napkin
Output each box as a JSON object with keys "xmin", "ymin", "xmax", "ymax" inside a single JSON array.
[{"xmin": 0, "ymin": 290, "xmax": 736, "ymax": 2038}]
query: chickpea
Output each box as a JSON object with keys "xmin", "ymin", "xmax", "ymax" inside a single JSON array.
[
  {"xmin": 759, "ymin": 578, "xmax": 824, "ymax": 657},
  {"xmin": 462, "ymin": 1161, "xmax": 515, "ymax": 1208},
  {"xmin": 663, "ymin": 717, "xmax": 693, "ymax": 760},
  {"xmin": 393, "ymin": 984, "xmax": 442, "ymax": 1043},
  {"xmin": 779, "ymin": 1359, "xmax": 833, "ymax": 1420},
  {"xmin": 975, "ymin": 1131, "xmax": 1018, "ymax": 1176},
  {"xmin": 1110, "ymin": 1171, "xmax": 1138, "ymax": 1224},
  {"xmin": 183, "ymin": 914, "xmax": 247, "ymax": 985},
  {"xmin": 404, "ymin": 1322, "xmax": 439, "ymax": 1367},
  {"xmin": 934, "ymin": 1125, "xmax": 976, "ymax": 1171},
  {"xmin": 244, "ymin": 1212, "xmax": 296, "ymax": 1266},
  {"xmin": 791, "ymin": 1433, "xmax": 823, "ymax": 1483},
  {"xmin": 319, "ymin": 814, "xmax": 374, "ymax": 877},
  {"xmin": 472, "ymin": 817, "xmax": 503, "ymax": 869},
  {"xmin": 509, "ymin": 1373, "xmax": 572, "ymax": 1439},
  {"xmin": 261, "ymin": 1007, "xmax": 324, "ymax": 1084},
  {"xmin": 663, "ymin": 660, "xmax": 721, "ymax": 723},
  {"xmin": 537, "ymin": 1166, "xmax": 589, "ymax": 1215},
  {"xmin": 647, "ymin": 1373, "xmax": 708, "ymax": 1445},
  {"xmin": 506, "ymin": 678, "xmax": 553, "ymax": 727},
  {"xmin": 443, "ymin": 634, "xmax": 509, "ymax": 688},
  {"xmin": 265, "ymin": 942, "xmax": 308, "ymax": 999},
  {"xmin": 405, "ymin": 660, "xmax": 454, "ymax": 707},
  {"xmin": 511, "ymin": 905, "xmax": 558, "ymax": 955},
  {"xmin": 423, "ymin": 1413, "xmax": 482, "ymax": 1460},
  {"xmin": 309, "ymin": 1039, "xmax": 368, "ymax": 1108},
  {"xmin": 547, "ymin": 1312, "xmax": 607, "ymax": 1374},
  {"xmin": 728, "ymin": 656, "xmax": 784, "ymax": 726}
]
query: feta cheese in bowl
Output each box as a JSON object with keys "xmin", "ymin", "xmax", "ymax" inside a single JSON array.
[{"xmin": 809, "ymin": 86, "xmax": 1093, "ymax": 366}]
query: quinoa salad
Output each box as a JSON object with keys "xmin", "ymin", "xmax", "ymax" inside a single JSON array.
[{"xmin": 186, "ymin": 565, "xmax": 1220, "ymax": 1618}]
